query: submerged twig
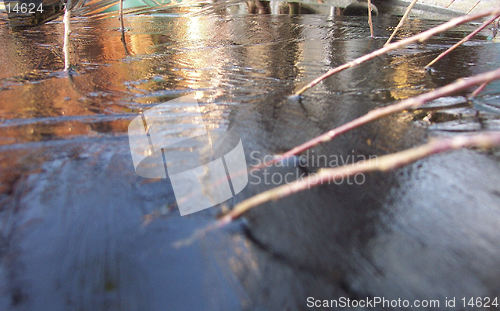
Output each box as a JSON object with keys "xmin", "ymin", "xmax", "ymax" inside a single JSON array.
[
  {"xmin": 425, "ymin": 13, "xmax": 499, "ymax": 69},
  {"xmin": 367, "ymin": 0, "xmax": 374, "ymax": 38},
  {"xmin": 223, "ymin": 132, "xmax": 500, "ymax": 221},
  {"xmin": 294, "ymin": 9, "xmax": 500, "ymax": 96},
  {"xmin": 385, "ymin": 0, "xmax": 418, "ymax": 46},
  {"xmin": 257, "ymin": 68, "xmax": 500, "ymax": 170}
]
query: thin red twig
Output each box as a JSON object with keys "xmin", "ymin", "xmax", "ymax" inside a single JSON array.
[
  {"xmin": 255, "ymin": 68, "xmax": 500, "ymax": 171},
  {"xmin": 223, "ymin": 132, "xmax": 500, "ymax": 221},
  {"xmin": 425, "ymin": 13, "xmax": 499, "ymax": 69},
  {"xmin": 385, "ymin": 0, "xmax": 419, "ymax": 46},
  {"xmin": 467, "ymin": 0, "xmax": 481, "ymax": 14},
  {"xmin": 469, "ymin": 81, "xmax": 490, "ymax": 99},
  {"xmin": 294, "ymin": 9, "xmax": 500, "ymax": 96}
]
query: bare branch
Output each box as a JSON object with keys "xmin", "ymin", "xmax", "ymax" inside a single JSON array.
[
  {"xmin": 294, "ymin": 9, "xmax": 500, "ymax": 96},
  {"xmin": 469, "ymin": 81, "xmax": 490, "ymax": 99},
  {"xmin": 255, "ymin": 68, "xmax": 500, "ymax": 171},
  {"xmin": 467, "ymin": 0, "xmax": 481, "ymax": 14},
  {"xmin": 425, "ymin": 13, "xmax": 499, "ymax": 69},
  {"xmin": 224, "ymin": 132, "xmax": 500, "ymax": 221}
]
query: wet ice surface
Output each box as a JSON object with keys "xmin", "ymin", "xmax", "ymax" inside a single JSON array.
[{"xmin": 0, "ymin": 4, "xmax": 500, "ymax": 310}]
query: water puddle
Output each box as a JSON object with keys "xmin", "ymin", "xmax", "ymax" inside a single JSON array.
[{"xmin": 0, "ymin": 2, "xmax": 499, "ymax": 310}]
